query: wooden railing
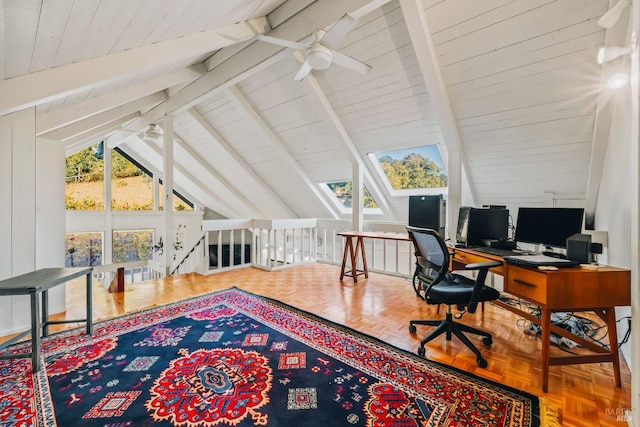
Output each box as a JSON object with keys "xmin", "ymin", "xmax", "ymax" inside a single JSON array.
[
  {"xmin": 91, "ymin": 260, "xmax": 164, "ymax": 288},
  {"xmin": 170, "ymin": 235, "xmax": 206, "ymax": 276},
  {"xmin": 89, "ymin": 219, "xmax": 415, "ymax": 283}
]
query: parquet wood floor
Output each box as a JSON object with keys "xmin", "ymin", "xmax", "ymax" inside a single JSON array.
[{"xmin": 1, "ymin": 263, "xmax": 631, "ymax": 426}]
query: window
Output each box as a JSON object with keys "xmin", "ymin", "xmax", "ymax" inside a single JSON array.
[
  {"xmin": 65, "ymin": 233, "xmax": 103, "ymax": 267},
  {"xmin": 112, "ymin": 230, "xmax": 154, "ymax": 263},
  {"xmin": 158, "ymin": 182, "xmax": 194, "ymax": 211},
  {"xmin": 111, "ymin": 149, "xmax": 153, "ymax": 210},
  {"xmin": 370, "ymin": 145, "xmax": 447, "ymax": 196},
  {"xmin": 322, "ymin": 181, "xmax": 380, "ymax": 213},
  {"xmin": 65, "ymin": 145, "xmax": 104, "ymax": 210}
]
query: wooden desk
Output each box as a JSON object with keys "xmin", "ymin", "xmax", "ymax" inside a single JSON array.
[
  {"xmin": 338, "ymin": 231, "xmax": 410, "ymax": 283},
  {"xmin": 452, "ymin": 247, "xmax": 630, "ymax": 393},
  {"xmin": 0, "ymin": 267, "xmax": 93, "ymax": 372}
]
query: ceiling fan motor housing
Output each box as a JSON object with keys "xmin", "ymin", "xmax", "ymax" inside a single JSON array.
[{"xmin": 306, "ymin": 44, "xmax": 333, "ymax": 70}]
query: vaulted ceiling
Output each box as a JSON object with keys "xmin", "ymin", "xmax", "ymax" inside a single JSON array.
[{"xmin": 1, "ymin": 0, "xmax": 631, "ymax": 224}]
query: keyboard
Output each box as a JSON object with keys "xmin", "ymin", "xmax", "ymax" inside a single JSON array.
[
  {"xmin": 470, "ymin": 247, "xmax": 530, "ymax": 257},
  {"xmin": 503, "ymin": 254, "xmax": 579, "ymax": 268}
]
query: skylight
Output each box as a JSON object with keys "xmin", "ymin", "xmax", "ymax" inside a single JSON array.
[
  {"xmin": 322, "ymin": 181, "xmax": 381, "ymax": 214},
  {"xmin": 369, "ymin": 145, "xmax": 447, "ymax": 196}
]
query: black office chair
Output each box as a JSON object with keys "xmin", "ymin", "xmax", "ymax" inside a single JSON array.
[{"xmin": 406, "ymin": 226, "xmax": 502, "ymax": 367}]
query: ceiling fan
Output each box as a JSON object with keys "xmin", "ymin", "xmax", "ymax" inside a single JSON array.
[{"xmin": 258, "ymin": 13, "xmax": 371, "ymax": 81}]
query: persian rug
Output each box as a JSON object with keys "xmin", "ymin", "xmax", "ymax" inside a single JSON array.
[{"xmin": 0, "ymin": 287, "xmax": 556, "ymax": 426}]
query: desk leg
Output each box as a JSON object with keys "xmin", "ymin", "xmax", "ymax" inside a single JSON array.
[
  {"xmin": 86, "ymin": 272, "xmax": 93, "ymax": 334},
  {"xmin": 357, "ymin": 237, "xmax": 368, "ymax": 279},
  {"xmin": 31, "ymin": 293, "xmax": 41, "ymax": 372},
  {"xmin": 349, "ymin": 238, "xmax": 359, "ymax": 283},
  {"xmin": 604, "ymin": 308, "xmax": 622, "ymax": 387},
  {"xmin": 541, "ymin": 308, "xmax": 551, "ymax": 393},
  {"xmin": 340, "ymin": 238, "xmax": 352, "ymax": 281}
]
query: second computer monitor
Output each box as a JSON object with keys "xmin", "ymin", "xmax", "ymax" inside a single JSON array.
[
  {"xmin": 456, "ymin": 207, "xmax": 509, "ymax": 247},
  {"xmin": 515, "ymin": 207, "xmax": 584, "ymax": 249}
]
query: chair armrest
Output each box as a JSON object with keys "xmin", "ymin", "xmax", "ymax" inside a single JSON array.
[{"xmin": 464, "ymin": 261, "xmax": 501, "ymax": 271}]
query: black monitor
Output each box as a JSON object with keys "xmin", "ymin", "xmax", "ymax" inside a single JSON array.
[
  {"xmin": 456, "ymin": 207, "xmax": 509, "ymax": 247},
  {"xmin": 408, "ymin": 195, "xmax": 446, "ymax": 237},
  {"xmin": 514, "ymin": 207, "xmax": 584, "ymax": 249}
]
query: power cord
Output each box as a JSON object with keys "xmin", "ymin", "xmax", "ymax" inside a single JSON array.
[{"xmin": 618, "ymin": 316, "xmax": 632, "ymax": 348}]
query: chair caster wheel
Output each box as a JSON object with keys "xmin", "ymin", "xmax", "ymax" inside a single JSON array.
[
  {"xmin": 477, "ymin": 358, "xmax": 488, "ymax": 368},
  {"xmin": 417, "ymin": 346, "xmax": 425, "ymax": 357},
  {"xmin": 482, "ymin": 337, "xmax": 492, "ymax": 346},
  {"xmin": 409, "ymin": 324, "xmax": 417, "ymax": 334}
]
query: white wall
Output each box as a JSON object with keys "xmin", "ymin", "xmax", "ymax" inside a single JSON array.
[
  {"xmin": 0, "ymin": 110, "xmax": 66, "ymax": 336},
  {"xmin": 595, "ymin": 91, "xmax": 633, "ymax": 367},
  {"xmin": 66, "ymin": 210, "xmax": 204, "ymax": 272}
]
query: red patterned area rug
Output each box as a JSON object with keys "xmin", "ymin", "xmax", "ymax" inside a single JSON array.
[{"xmin": 0, "ymin": 287, "xmax": 557, "ymax": 426}]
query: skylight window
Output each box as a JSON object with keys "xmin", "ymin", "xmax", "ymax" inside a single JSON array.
[
  {"xmin": 370, "ymin": 145, "xmax": 447, "ymax": 196},
  {"xmin": 322, "ymin": 181, "xmax": 380, "ymax": 214}
]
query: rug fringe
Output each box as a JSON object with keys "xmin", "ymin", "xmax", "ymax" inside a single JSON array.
[{"xmin": 539, "ymin": 397, "xmax": 562, "ymax": 427}]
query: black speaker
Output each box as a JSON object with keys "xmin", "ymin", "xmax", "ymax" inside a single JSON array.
[
  {"xmin": 566, "ymin": 233, "xmax": 591, "ymax": 264},
  {"xmin": 408, "ymin": 195, "xmax": 446, "ymax": 237}
]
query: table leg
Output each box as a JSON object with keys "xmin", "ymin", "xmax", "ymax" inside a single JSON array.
[
  {"xmin": 541, "ymin": 308, "xmax": 551, "ymax": 393},
  {"xmin": 349, "ymin": 237, "xmax": 359, "ymax": 283},
  {"xmin": 604, "ymin": 307, "xmax": 622, "ymax": 387},
  {"xmin": 42, "ymin": 290, "xmax": 49, "ymax": 337},
  {"xmin": 86, "ymin": 272, "xmax": 93, "ymax": 334},
  {"xmin": 340, "ymin": 238, "xmax": 352, "ymax": 281},
  {"xmin": 357, "ymin": 237, "xmax": 368, "ymax": 279},
  {"xmin": 31, "ymin": 293, "xmax": 41, "ymax": 372}
]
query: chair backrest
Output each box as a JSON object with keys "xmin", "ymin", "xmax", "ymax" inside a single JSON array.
[{"xmin": 406, "ymin": 226, "xmax": 450, "ymax": 288}]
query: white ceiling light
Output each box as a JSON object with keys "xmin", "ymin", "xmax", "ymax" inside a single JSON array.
[
  {"xmin": 607, "ymin": 73, "xmax": 629, "ymax": 89},
  {"xmin": 597, "ymin": 46, "xmax": 631, "ymax": 64},
  {"xmin": 146, "ymin": 123, "xmax": 163, "ymax": 137},
  {"xmin": 598, "ymin": 0, "xmax": 630, "ymax": 28}
]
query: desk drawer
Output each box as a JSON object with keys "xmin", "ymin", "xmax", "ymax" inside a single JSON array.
[
  {"xmin": 452, "ymin": 251, "xmax": 503, "ymax": 275},
  {"xmin": 505, "ymin": 267, "xmax": 546, "ymax": 304}
]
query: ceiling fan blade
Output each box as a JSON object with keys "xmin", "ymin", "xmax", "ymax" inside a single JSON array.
[
  {"xmin": 258, "ymin": 35, "xmax": 309, "ymax": 50},
  {"xmin": 331, "ymin": 51, "xmax": 371, "ymax": 75},
  {"xmin": 321, "ymin": 13, "xmax": 359, "ymax": 49},
  {"xmin": 294, "ymin": 60, "xmax": 313, "ymax": 81},
  {"xmin": 597, "ymin": 0, "xmax": 630, "ymax": 28}
]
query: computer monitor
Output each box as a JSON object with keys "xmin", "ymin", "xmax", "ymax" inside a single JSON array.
[
  {"xmin": 408, "ymin": 195, "xmax": 446, "ymax": 237},
  {"xmin": 456, "ymin": 207, "xmax": 509, "ymax": 247},
  {"xmin": 514, "ymin": 207, "xmax": 584, "ymax": 249}
]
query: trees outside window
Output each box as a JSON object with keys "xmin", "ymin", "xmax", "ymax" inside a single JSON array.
[{"xmin": 372, "ymin": 146, "xmax": 447, "ymax": 194}]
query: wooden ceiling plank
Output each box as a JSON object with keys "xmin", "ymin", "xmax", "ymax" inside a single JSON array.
[
  {"xmin": 225, "ymin": 85, "xmax": 340, "ymax": 218},
  {"xmin": 64, "ymin": 112, "xmax": 140, "ymax": 155},
  {"xmin": 140, "ymin": 136, "xmax": 240, "ymax": 218},
  {"xmin": 187, "ymin": 107, "xmax": 297, "ymax": 218},
  {"xmin": 295, "ymin": 52, "xmax": 397, "ymax": 219},
  {"xmin": 43, "ymin": 93, "xmax": 166, "ymax": 142},
  {"xmin": 37, "ymin": 65, "xmax": 204, "ymax": 135},
  {"xmin": 173, "ymin": 134, "xmax": 267, "ymax": 218},
  {"xmin": 399, "ymin": 0, "xmax": 477, "ymax": 202},
  {"xmin": 162, "ymin": 0, "xmax": 377, "ymax": 115},
  {"xmin": 0, "ymin": 17, "xmax": 269, "ymax": 117}
]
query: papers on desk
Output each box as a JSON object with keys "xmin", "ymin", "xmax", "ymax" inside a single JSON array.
[{"xmin": 503, "ymin": 254, "xmax": 579, "ymax": 268}]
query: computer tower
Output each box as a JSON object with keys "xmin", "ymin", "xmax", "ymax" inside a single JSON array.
[
  {"xmin": 566, "ymin": 233, "xmax": 591, "ymax": 264},
  {"xmin": 408, "ymin": 195, "xmax": 446, "ymax": 237}
]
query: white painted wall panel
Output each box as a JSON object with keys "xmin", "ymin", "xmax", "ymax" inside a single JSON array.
[{"xmin": 35, "ymin": 138, "xmax": 66, "ymax": 314}]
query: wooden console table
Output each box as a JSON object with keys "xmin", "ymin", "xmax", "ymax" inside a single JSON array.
[
  {"xmin": 452, "ymin": 247, "xmax": 630, "ymax": 392},
  {"xmin": 338, "ymin": 231, "xmax": 410, "ymax": 283},
  {"xmin": 0, "ymin": 267, "xmax": 93, "ymax": 372}
]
